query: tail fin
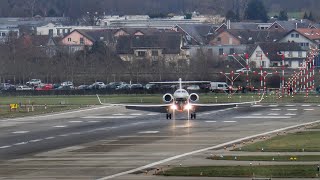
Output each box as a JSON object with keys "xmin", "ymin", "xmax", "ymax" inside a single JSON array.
[{"xmin": 179, "ymin": 78, "xmax": 182, "ymax": 89}]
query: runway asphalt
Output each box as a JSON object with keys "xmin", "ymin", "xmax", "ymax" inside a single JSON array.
[{"xmin": 0, "ymin": 103, "xmax": 319, "ymax": 179}]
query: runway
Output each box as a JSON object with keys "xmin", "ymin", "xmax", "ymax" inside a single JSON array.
[{"xmin": 0, "ymin": 104, "xmax": 319, "ymax": 179}]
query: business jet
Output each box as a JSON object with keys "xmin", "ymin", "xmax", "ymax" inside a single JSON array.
[{"xmin": 96, "ymin": 78, "xmax": 263, "ymax": 119}]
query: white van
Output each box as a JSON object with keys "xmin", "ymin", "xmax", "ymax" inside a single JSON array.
[{"xmin": 210, "ymin": 82, "xmax": 229, "ymax": 92}]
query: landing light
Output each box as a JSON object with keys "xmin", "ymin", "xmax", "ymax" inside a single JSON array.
[
  {"xmin": 171, "ymin": 104, "xmax": 177, "ymax": 110},
  {"xmin": 185, "ymin": 104, "xmax": 192, "ymax": 110}
]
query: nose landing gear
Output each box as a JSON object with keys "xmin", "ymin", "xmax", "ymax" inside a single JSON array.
[
  {"xmin": 166, "ymin": 113, "xmax": 172, "ymax": 119},
  {"xmin": 190, "ymin": 113, "xmax": 196, "ymax": 119}
]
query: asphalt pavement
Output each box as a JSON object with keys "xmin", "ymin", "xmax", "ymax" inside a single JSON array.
[{"xmin": 0, "ymin": 103, "xmax": 319, "ymax": 179}]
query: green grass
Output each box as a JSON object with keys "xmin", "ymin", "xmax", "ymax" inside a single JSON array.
[
  {"xmin": 208, "ymin": 155, "xmax": 320, "ymax": 161},
  {"xmin": 0, "ymin": 105, "xmax": 85, "ymax": 119},
  {"xmin": 237, "ymin": 131, "xmax": 320, "ymax": 152},
  {"xmin": 159, "ymin": 165, "xmax": 319, "ymax": 178}
]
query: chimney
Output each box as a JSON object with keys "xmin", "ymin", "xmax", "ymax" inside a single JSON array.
[{"xmin": 295, "ymin": 23, "xmax": 297, "ymax": 29}]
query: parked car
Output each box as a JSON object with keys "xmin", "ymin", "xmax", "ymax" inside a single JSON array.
[
  {"xmin": 129, "ymin": 83, "xmax": 143, "ymax": 90},
  {"xmin": 35, "ymin": 84, "xmax": 53, "ymax": 91},
  {"xmin": 61, "ymin": 81, "xmax": 73, "ymax": 87},
  {"xmin": 116, "ymin": 83, "xmax": 130, "ymax": 90},
  {"xmin": 26, "ymin": 79, "xmax": 41, "ymax": 86},
  {"xmin": 0, "ymin": 83, "xmax": 15, "ymax": 91},
  {"xmin": 89, "ymin": 82, "xmax": 105, "ymax": 90},
  {"xmin": 16, "ymin": 85, "xmax": 33, "ymax": 91},
  {"xmin": 236, "ymin": 68, "xmax": 251, "ymax": 73},
  {"xmin": 57, "ymin": 85, "xmax": 74, "ymax": 90},
  {"xmin": 187, "ymin": 85, "xmax": 200, "ymax": 90},
  {"xmin": 210, "ymin": 82, "xmax": 229, "ymax": 92},
  {"xmin": 77, "ymin": 85, "xmax": 90, "ymax": 90}
]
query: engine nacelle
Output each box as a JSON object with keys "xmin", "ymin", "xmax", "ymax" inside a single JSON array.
[
  {"xmin": 163, "ymin": 93, "xmax": 174, "ymax": 103},
  {"xmin": 189, "ymin": 93, "xmax": 199, "ymax": 103}
]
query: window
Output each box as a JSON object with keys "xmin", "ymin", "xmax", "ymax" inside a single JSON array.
[
  {"xmin": 291, "ymin": 34, "xmax": 295, "ymax": 38},
  {"xmin": 295, "ymin": 33, "xmax": 299, "ymax": 38},
  {"xmin": 256, "ymin": 51, "xmax": 262, "ymax": 58},
  {"xmin": 80, "ymin": 37, "xmax": 84, "ymax": 44},
  {"xmin": 306, "ymin": 43, "xmax": 309, "ymax": 47},
  {"xmin": 219, "ymin": 48, "xmax": 224, "ymax": 55},
  {"xmin": 298, "ymin": 51, "xmax": 302, "ymax": 58},
  {"xmin": 207, "ymin": 48, "xmax": 213, "ymax": 56},
  {"xmin": 288, "ymin": 51, "xmax": 293, "ymax": 57},
  {"xmin": 137, "ymin": 51, "xmax": 146, "ymax": 57},
  {"xmin": 300, "ymin": 43, "xmax": 304, "ymax": 47},
  {"xmin": 152, "ymin": 50, "xmax": 158, "ymax": 56},
  {"xmin": 49, "ymin": 29, "xmax": 53, "ymax": 36},
  {"xmin": 275, "ymin": 25, "xmax": 278, "ymax": 29},
  {"xmin": 229, "ymin": 48, "xmax": 235, "ymax": 54},
  {"xmin": 1, "ymin": 32, "xmax": 5, "ymax": 36},
  {"xmin": 262, "ymin": 61, "xmax": 266, "ymax": 67},
  {"xmin": 57, "ymin": 29, "xmax": 60, "ymax": 35},
  {"xmin": 67, "ymin": 38, "xmax": 71, "ymax": 42},
  {"xmin": 217, "ymin": 37, "xmax": 221, "ymax": 42}
]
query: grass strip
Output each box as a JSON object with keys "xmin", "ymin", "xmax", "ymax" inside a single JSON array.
[
  {"xmin": 207, "ymin": 155, "xmax": 320, "ymax": 161},
  {"xmin": 159, "ymin": 165, "xmax": 320, "ymax": 178},
  {"xmin": 236, "ymin": 131, "xmax": 320, "ymax": 152}
]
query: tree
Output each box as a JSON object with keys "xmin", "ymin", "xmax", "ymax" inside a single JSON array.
[
  {"xmin": 303, "ymin": 12, "xmax": 308, "ymax": 19},
  {"xmin": 244, "ymin": 0, "xmax": 269, "ymax": 22},
  {"xmin": 308, "ymin": 12, "xmax": 315, "ymax": 21},
  {"xmin": 278, "ymin": 10, "xmax": 288, "ymax": 21},
  {"xmin": 226, "ymin": 10, "xmax": 239, "ymax": 22}
]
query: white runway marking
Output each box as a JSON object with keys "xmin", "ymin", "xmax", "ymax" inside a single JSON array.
[
  {"xmin": 69, "ymin": 121, "xmax": 83, "ymax": 123},
  {"xmin": 271, "ymin": 109, "xmax": 281, "ymax": 111},
  {"xmin": 44, "ymin": 137, "xmax": 55, "ymax": 140},
  {"xmin": 269, "ymin": 104, "xmax": 278, "ymax": 107},
  {"xmin": 82, "ymin": 116, "xmax": 136, "ymax": 119},
  {"xmin": 285, "ymin": 113, "xmax": 296, "ymax": 116},
  {"xmin": 138, "ymin": 131, "xmax": 159, "ymax": 134},
  {"xmin": 29, "ymin": 139, "xmax": 42, "ymax": 143},
  {"xmin": 268, "ymin": 113, "xmax": 280, "ymax": 115},
  {"xmin": 235, "ymin": 116, "xmax": 291, "ymax": 119},
  {"xmin": 287, "ymin": 109, "xmax": 298, "ymax": 111},
  {"xmin": 203, "ymin": 112, "xmax": 211, "ymax": 115},
  {"xmin": 95, "ymin": 120, "xmax": 320, "ymax": 180},
  {"xmin": 251, "ymin": 113, "xmax": 262, "ymax": 116},
  {"xmin": 302, "ymin": 104, "xmax": 311, "ymax": 107},
  {"xmin": 130, "ymin": 113, "xmax": 142, "ymax": 116},
  {"xmin": 0, "ymin": 145, "xmax": 11, "ymax": 149},
  {"xmin": 223, "ymin": 121, "xmax": 237, "ymax": 123},
  {"xmin": 304, "ymin": 109, "xmax": 314, "ymax": 111},
  {"xmin": 53, "ymin": 125, "xmax": 67, "ymax": 128},
  {"xmin": 88, "ymin": 120, "xmax": 100, "ymax": 123},
  {"xmin": 252, "ymin": 105, "xmax": 262, "ymax": 107},
  {"xmin": 14, "ymin": 142, "xmax": 28, "ymax": 146},
  {"xmin": 59, "ymin": 134, "xmax": 69, "ymax": 137},
  {"xmin": 12, "ymin": 131, "xmax": 29, "ymax": 134},
  {"xmin": 112, "ymin": 113, "xmax": 125, "ymax": 116},
  {"xmin": 285, "ymin": 104, "xmax": 295, "ymax": 107},
  {"xmin": 317, "ymin": 105, "xmax": 320, "ymax": 107},
  {"xmin": 205, "ymin": 121, "xmax": 217, "ymax": 123},
  {"xmin": 147, "ymin": 113, "xmax": 159, "ymax": 116}
]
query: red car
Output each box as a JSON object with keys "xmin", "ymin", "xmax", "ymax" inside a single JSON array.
[{"xmin": 35, "ymin": 84, "xmax": 53, "ymax": 91}]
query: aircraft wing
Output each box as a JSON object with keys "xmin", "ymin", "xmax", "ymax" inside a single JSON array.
[{"xmin": 96, "ymin": 94, "xmax": 170, "ymax": 113}]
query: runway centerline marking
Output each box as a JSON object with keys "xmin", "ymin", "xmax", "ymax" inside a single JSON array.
[
  {"xmin": 138, "ymin": 131, "xmax": 159, "ymax": 134},
  {"xmin": 287, "ymin": 109, "xmax": 298, "ymax": 111},
  {"xmin": 147, "ymin": 113, "xmax": 159, "ymax": 116},
  {"xmin": 69, "ymin": 121, "xmax": 83, "ymax": 123},
  {"xmin": 130, "ymin": 113, "xmax": 142, "ymax": 116},
  {"xmin": 223, "ymin": 121, "xmax": 237, "ymax": 123},
  {"xmin": 205, "ymin": 121, "xmax": 217, "ymax": 123},
  {"xmin": 44, "ymin": 137, "xmax": 55, "ymax": 140},
  {"xmin": 268, "ymin": 113, "xmax": 279, "ymax": 115},
  {"xmin": 252, "ymin": 105, "xmax": 262, "ymax": 107},
  {"xmin": 235, "ymin": 116, "xmax": 291, "ymax": 119},
  {"xmin": 304, "ymin": 109, "xmax": 314, "ymax": 111},
  {"xmin": 0, "ymin": 145, "xmax": 11, "ymax": 149},
  {"xmin": 82, "ymin": 116, "xmax": 137, "ymax": 119},
  {"xmin": 285, "ymin": 113, "xmax": 296, "ymax": 116},
  {"xmin": 12, "ymin": 131, "xmax": 29, "ymax": 134},
  {"xmin": 53, "ymin": 125, "xmax": 67, "ymax": 128},
  {"xmin": 285, "ymin": 105, "xmax": 295, "ymax": 107},
  {"xmin": 29, "ymin": 139, "xmax": 42, "ymax": 143},
  {"xmin": 112, "ymin": 113, "xmax": 125, "ymax": 116},
  {"xmin": 269, "ymin": 105, "xmax": 278, "ymax": 107},
  {"xmin": 271, "ymin": 109, "xmax": 281, "ymax": 111},
  {"xmin": 302, "ymin": 104, "xmax": 311, "ymax": 107},
  {"xmin": 88, "ymin": 120, "xmax": 100, "ymax": 123},
  {"xmin": 14, "ymin": 142, "xmax": 28, "ymax": 146},
  {"xmin": 251, "ymin": 113, "xmax": 262, "ymax": 116}
]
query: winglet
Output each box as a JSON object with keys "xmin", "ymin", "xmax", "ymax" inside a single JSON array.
[{"xmin": 96, "ymin": 94, "xmax": 102, "ymax": 105}]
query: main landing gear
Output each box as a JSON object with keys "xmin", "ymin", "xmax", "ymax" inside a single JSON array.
[
  {"xmin": 190, "ymin": 113, "xmax": 196, "ymax": 119},
  {"xmin": 166, "ymin": 113, "xmax": 172, "ymax": 119}
]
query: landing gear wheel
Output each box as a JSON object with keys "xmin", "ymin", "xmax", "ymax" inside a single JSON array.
[
  {"xmin": 190, "ymin": 113, "xmax": 196, "ymax": 119},
  {"xmin": 166, "ymin": 113, "xmax": 172, "ymax": 119}
]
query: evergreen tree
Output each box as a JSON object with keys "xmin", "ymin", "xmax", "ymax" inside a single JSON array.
[
  {"xmin": 308, "ymin": 12, "xmax": 314, "ymax": 21},
  {"xmin": 244, "ymin": 0, "xmax": 269, "ymax": 22},
  {"xmin": 278, "ymin": 10, "xmax": 288, "ymax": 21},
  {"xmin": 303, "ymin": 12, "xmax": 308, "ymax": 19},
  {"xmin": 226, "ymin": 10, "xmax": 239, "ymax": 22}
]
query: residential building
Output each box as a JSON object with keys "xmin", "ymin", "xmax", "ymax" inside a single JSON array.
[
  {"xmin": 0, "ymin": 26, "xmax": 19, "ymax": 43},
  {"xmin": 280, "ymin": 28, "xmax": 320, "ymax": 50},
  {"xmin": 248, "ymin": 42, "xmax": 306, "ymax": 68}
]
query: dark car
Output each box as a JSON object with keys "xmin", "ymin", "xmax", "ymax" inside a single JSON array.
[{"xmin": 77, "ymin": 85, "xmax": 90, "ymax": 90}]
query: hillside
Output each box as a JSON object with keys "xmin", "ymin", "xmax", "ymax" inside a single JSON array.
[{"xmin": 0, "ymin": 0, "xmax": 318, "ymax": 19}]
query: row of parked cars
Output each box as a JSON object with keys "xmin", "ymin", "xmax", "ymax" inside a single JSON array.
[{"xmin": 0, "ymin": 79, "xmax": 208, "ymax": 91}]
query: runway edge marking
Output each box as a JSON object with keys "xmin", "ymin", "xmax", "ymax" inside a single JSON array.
[{"xmin": 96, "ymin": 119, "xmax": 320, "ymax": 180}]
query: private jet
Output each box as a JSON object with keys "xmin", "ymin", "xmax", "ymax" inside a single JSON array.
[{"xmin": 96, "ymin": 78, "xmax": 263, "ymax": 119}]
